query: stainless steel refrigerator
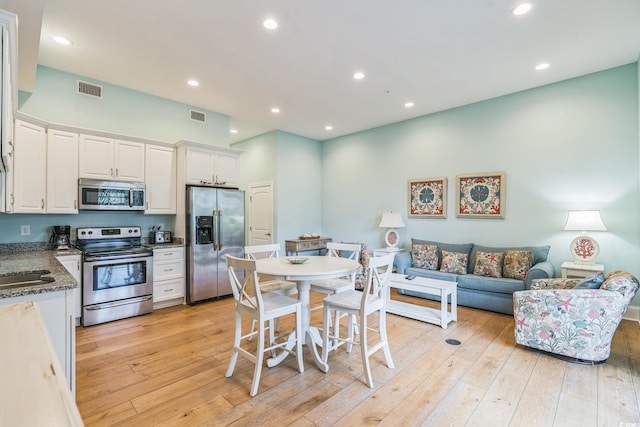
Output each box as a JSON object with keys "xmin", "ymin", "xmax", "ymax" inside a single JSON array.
[{"xmin": 186, "ymin": 185, "xmax": 245, "ymax": 304}]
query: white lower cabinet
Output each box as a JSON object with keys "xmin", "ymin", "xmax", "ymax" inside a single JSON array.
[
  {"xmin": 153, "ymin": 247, "xmax": 185, "ymax": 308},
  {"xmin": 0, "ymin": 289, "xmax": 75, "ymax": 395},
  {"xmin": 56, "ymin": 254, "xmax": 82, "ymax": 323}
]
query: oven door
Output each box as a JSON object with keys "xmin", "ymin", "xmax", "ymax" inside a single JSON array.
[{"xmin": 83, "ymin": 254, "xmax": 153, "ymax": 306}]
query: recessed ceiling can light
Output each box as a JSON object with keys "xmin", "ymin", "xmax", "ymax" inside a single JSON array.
[
  {"xmin": 404, "ymin": 102, "xmax": 415, "ymax": 108},
  {"xmin": 187, "ymin": 79, "xmax": 199, "ymax": 87},
  {"xmin": 263, "ymin": 18, "xmax": 278, "ymax": 30},
  {"xmin": 535, "ymin": 62, "xmax": 550, "ymax": 71},
  {"xmin": 353, "ymin": 72, "xmax": 365, "ymax": 80},
  {"xmin": 325, "ymin": 125, "xmax": 333, "ymax": 131},
  {"xmin": 230, "ymin": 129, "xmax": 238, "ymax": 134},
  {"xmin": 271, "ymin": 107, "xmax": 280, "ymax": 113},
  {"xmin": 512, "ymin": 3, "xmax": 533, "ymax": 16},
  {"xmin": 53, "ymin": 36, "xmax": 72, "ymax": 46}
]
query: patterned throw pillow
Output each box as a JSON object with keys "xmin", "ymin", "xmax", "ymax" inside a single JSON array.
[
  {"xmin": 412, "ymin": 244, "xmax": 438, "ymax": 270},
  {"xmin": 439, "ymin": 251, "xmax": 468, "ymax": 274},
  {"xmin": 473, "ymin": 251, "xmax": 504, "ymax": 278},
  {"xmin": 503, "ymin": 250, "xmax": 533, "ymax": 280}
]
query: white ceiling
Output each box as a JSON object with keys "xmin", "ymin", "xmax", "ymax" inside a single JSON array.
[{"xmin": 1, "ymin": 0, "xmax": 639, "ymax": 143}]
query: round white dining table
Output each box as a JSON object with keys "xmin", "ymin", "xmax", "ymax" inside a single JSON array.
[{"xmin": 256, "ymin": 255, "xmax": 361, "ymax": 369}]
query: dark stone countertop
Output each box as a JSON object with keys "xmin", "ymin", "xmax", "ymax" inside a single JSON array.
[{"xmin": 0, "ymin": 243, "xmax": 80, "ymax": 299}]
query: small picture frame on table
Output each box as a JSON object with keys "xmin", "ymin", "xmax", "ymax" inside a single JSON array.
[
  {"xmin": 408, "ymin": 177, "xmax": 447, "ymax": 218},
  {"xmin": 456, "ymin": 172, "xmax": 505, "ymax": 218}
]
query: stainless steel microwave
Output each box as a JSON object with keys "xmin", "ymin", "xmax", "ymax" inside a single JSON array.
[{"xmin": 79, "ymin": 178, "xmax": 145, "ymax": 211}]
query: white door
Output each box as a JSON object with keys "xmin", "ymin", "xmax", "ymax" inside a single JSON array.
[
  {"xmin": 114, "ymin": 139, "xmax": 145, "ymax": 182},
  {"xmin": 47, "ymin": 129, "xmax": 79, "ymax": 213},
  {"xmin": 248, "ymin": 182, "xmax": 274, "ymax": 246}
]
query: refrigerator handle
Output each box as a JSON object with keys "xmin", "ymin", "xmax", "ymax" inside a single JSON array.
[
  {"xmin": 217, "ymin": 209, "xmax": 222, "ymax": 250},
  {"xmin": 212, "ymin": 209, "xmax": 218, "ymax": 251}
]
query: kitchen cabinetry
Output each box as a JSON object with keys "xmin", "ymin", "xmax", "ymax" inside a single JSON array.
[
  {"xmin": 79, "ymin": 134, "xmax": 145, "ymax": 182},
  {"xmin": 10, "ymin": 119, "xmax": 47, "ymax": 213},
  {"xmin": 153, "ymin": 246, "xmax": 185, "ymax": 308},
  {"xmin": 47, "ymin": 129, "xmax": 79, "ymax": 213},
  {"xmin": 181, "ymin": 142, "xmax": 240, "ymax": 186},
  {"xmin": 56, "ymin": 254, "xmax": 82, "ymax": 323},
  {"xmin": 0, "ymin": 289, "xmax": 76, "ymax": 394},
  {"xmin": 145, "ymin": 144, "xmax": 176, "ymax": 214}
]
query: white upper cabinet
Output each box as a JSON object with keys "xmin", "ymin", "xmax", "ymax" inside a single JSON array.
[
  {"xmin": 47, "ymin": 129, "xmax": 79, "ymax": 213},
  {"xmin": 183, "ymin": 144, "xmax": 239, "ymax": 186},
  {"xmin": 145, "ymin": 144, "xmax": 176, "ymax": 214},
  {"xmin": 79, "ymin": 135, "xmax": 145, "ymax": 182},
  {"xmin": 11, "ymin": 119, "xmax": 46, "ymax": 213}
]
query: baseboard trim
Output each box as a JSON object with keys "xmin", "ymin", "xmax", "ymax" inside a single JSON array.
[{"xmin": 624, "ymin": 305, "xmax": 639, "ymax": 323}]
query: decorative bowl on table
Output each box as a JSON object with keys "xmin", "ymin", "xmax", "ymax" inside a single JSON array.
[{"xmin": 287, "ymin": 257, "xmax": 308, "ymax": 264}]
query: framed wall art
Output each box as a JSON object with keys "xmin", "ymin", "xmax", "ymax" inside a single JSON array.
[
  {"xmin": 456, "ymin": 172, "xmax": 505, "ymax": 218},
  {"xmin": 408, "ymin": 177, "xmax": 447, "ymax": 218}
]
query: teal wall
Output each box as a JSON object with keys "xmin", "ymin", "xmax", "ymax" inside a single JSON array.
[
  {"xmin": 1, "ymin": 65, "xmax": 230, "ymax": 243},
  {"xmin": 321, "ymin": 64, "xmax": 640, "ymax": 283},
  {"xmin": 18, "ymin": 65, "xmax": 230, "ymax": 146},
  {"xmin": 234, "ymin": 130, "xmax": 322, "ymax": 245},
  {"xmin": 0, "ymin": 212, "xmax": 172, "ymax": 243}
]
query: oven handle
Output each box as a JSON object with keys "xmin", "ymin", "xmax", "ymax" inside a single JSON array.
[
  {"xmin": 84, "ymin": 253, "xmax": 152, "ymax": 262},
  {"xmin": 129, "ymin": 187, "xmax": 134, "ymax": 208},
  {"xmin": 85, "ymin": 295, "xmax": 153, "ymax": 311}
]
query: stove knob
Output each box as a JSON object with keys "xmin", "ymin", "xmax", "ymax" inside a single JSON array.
[
  {"xmin": 80, "ymin": 231, "xmax": 86, "ymax": 235},
  {"xmin": 88, "ymin": 230, "xmax": 93, "ymax": 235}
]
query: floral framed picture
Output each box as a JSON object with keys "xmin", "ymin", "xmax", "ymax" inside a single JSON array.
[
  {"xmin": 408, "ymin": 177, "xmax": 447, "ymax": 218},
  {"xmin": 456, "ymin": 172, "xmax": 506, "ymax": 218}
]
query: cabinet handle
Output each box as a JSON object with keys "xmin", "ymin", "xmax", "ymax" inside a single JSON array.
[
  {"xmin": 164, "ymin": 268, "xmax": 174, "ymax": 272},
  {"xmin": 110, "ymin": 168, "xmax": 114, "ymax": 177},
  {"xmin": 116, "ymin": 168, "xmax": 119, "ymax": 177},
  {"xmin": 41, "ymin": 199, "xmax": 45, "ymax": 209},
  {"xmin": 164, "ymin": 288, "xmax": 174, "ymax": 293},
  {"xmin": 74, "ymin": 199, "xmax": 77, "ymax": 210}
]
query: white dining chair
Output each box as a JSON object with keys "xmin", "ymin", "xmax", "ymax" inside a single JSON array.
[
  {"xmin": 309, "ymin": 242, "xmax": 362, "ymax": 328},
  {"xmin": 245, "ymin": 244, "xmax": 297, "ymax": 340},
  {"xmin": 225, "ymin": 255, "xmax": 304, "ymax": 397},
  {"xmin": 320, "ymin": 252, "xmax": 395, "ymax": 388}
]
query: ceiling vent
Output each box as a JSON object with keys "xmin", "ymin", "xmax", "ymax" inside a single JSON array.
[
  {"xmin": 77, "ymin": 80, "xmax": 103, "ymax": 98},
  {"xmin": 190, "ymin": 109, "xmax": 206, "ymax": 123}
]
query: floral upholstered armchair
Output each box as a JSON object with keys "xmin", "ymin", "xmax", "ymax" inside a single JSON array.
[{"xmin": 513, "ymin": 271, "xmax": 638, "ymax": 363}]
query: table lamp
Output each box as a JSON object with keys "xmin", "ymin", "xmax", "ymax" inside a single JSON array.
[
  {"xmin": 379, "ymin": 211, "xmax": 405, "ymax": 251},
  {"xmin": 563, "ymin": 210, "xmax": 607, "ymax": 264}
]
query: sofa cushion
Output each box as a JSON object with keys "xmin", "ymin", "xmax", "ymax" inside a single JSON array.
[
  {"xmin": 412, "ymin": 239, "xmax": 473, "ymax": 270},
  {"xmin": 468, "ymin": 244, "xmax": 549, "ymax": 274},
  {"xmin": 411, "ymin": 244, "xmax": 438, "ymax": 270},
  {"xmin": 503, "ymin": 250, "xmax": 533, "ymax": 280},
  {"xmin": 574, "ymin": 272, "xmax": 605, "ymax": 289},
  {"xmin": 458, "ymin": 274, "xmax": 525, "ymax": 294},
  {"xmin": 440, "ymin": 251, "xmax": 468, "ymax": 274},
  {"xmin": 473, "ymin": 251, "xmax": 504, "ymax": 278}
]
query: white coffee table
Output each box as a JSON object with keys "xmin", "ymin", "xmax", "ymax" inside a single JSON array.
[{"xmin": 386, "ymin": 273, "xmax": 457, "ymax": 328}]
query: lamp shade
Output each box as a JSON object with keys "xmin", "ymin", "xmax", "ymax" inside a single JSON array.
[
  {"xmin": 563, "ymin": 210, "xmax": 607, "ymax": 232},
  {"xmin": 378, "ymin": 211, "xmax": 405, "ymax": 228}
]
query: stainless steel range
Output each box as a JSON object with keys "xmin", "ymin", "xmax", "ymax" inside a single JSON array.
[{"xmin": 76, "ymin": 226, "xmax": 153, "ymax": 326}]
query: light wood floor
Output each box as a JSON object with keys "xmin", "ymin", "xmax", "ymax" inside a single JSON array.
[{"xmin": 76, "ymin": 291, "xmax": 640, "ymax": 426}]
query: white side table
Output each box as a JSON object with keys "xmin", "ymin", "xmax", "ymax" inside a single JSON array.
[
  {"xmin": 372, "ymin": 247, "xmax": 406, "ymax": 256},
  {"xmin": 561, "ymin": 261, "xmax": 605, "ymax": 278},
  {"xmin": 386, "ymin": 273, "xmax": 457, "ymax": 328}
]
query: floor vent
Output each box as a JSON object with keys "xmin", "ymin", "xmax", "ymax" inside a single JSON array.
[
  {"xmin": 77, "ymin": 80, "xmax": 103, "ymax": 98},
  {"xmin": 190, "ymin": 109, "xmax": 206, "ymax": 123}
]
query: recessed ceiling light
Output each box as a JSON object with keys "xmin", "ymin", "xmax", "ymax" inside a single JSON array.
[
  {"xmin": 404, "ymin": 102, "xmax": 415, "ymax": 108},
  {"xmin": 512, "ymin": 3, "xmax": 533, "ymax": 16},
  {"xmin": 53, "ymin": 36, "xmax": 72, "ymax": 46},
  {"xmin": 325, "ymin": 125, "xmax": 333, "ymax": 131},
  {"xmin": 535, "ymin": 62, "xmax": 550, "ymax": 71},
  {"xmin": 263, "ymin": 18, "xmax": 278, "ymax": 30},
  {"xmin": 271, "ymin": 107, "xmax": 280, "ymax": 113},
  {"xmin": 230, "ymin": 129, "xmax": 238, "ymax": 134},
  {"xmin": 353, "ymin": 72, "xmax": 365, "ymax": 80},
  {"xmin": 187, "ymin": 79, "xmax": 199, "ymax": 87}
]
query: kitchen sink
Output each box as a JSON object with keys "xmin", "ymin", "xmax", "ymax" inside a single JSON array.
[{"xmin": 0, "ymin": 270, "xmax": 54, "ymax": 290}]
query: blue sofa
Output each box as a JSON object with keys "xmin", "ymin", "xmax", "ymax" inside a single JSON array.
[{"xmin": 393, "ymin": 239, "xmax": 555, "ymax": 315}]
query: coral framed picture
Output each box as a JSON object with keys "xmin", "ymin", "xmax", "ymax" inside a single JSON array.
[
  {"xmin": 456, "ymin": 172, "xmax": 506, "ymax": 218},
  {"xmin": 408, "ymin": 177, "xmax": 447, "ymax": 218}
]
